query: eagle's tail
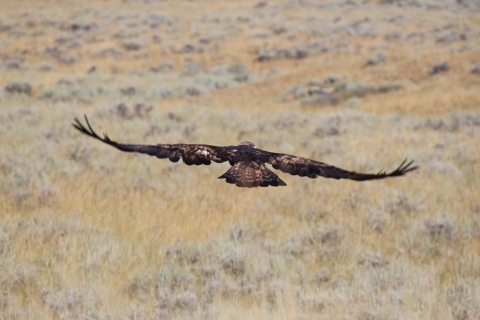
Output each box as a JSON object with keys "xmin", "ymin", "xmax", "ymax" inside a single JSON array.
[{"xmin": 218, "ymin": 160, "xmax": 286, "ymax": 188}]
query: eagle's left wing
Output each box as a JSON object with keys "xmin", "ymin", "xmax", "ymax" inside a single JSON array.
[
  {"xmin": 261, "ymin": 151, "xmax": 417, "ymax": 181},
  {"xmin": 72, "ymin": 115, "xmax": 231, "ymax": 165}
]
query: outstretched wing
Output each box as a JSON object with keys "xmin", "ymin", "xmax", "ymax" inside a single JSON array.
[
  {"xmin": 72, "ymin": 115, "xmax": 231, "ymax": 165},
  {"xmin": 262, "ymin": 152, "xmax": 417, "ymax": 181}
]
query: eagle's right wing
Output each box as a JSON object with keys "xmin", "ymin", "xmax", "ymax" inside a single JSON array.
[
  {"xmin": 72, "ymin": 115, "xmax": 232, "ymax": 165},
  {"xmin": 262, "ymin": 151, "xmax": 417, "ymax": 181}
]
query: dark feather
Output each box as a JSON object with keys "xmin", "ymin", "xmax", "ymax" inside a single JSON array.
[
  {"xmin": 265, "ymin": 152, "xmax": 418, "ymax": 181},
  {"xmin": 73, "ymin": 115, "xmax": 418, "ymax": 188},
  {"xmin": 218, "ymin": 160, "xmax": 286, "ymax": 188},
  {"xmin": 72, "ymin": 115, "xmax": 229, "ymax": 165}
]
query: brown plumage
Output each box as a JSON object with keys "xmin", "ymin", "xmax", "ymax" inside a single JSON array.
[{"xmin": 72, "ymin": 115, "xmax": 418, "ymax": 188}]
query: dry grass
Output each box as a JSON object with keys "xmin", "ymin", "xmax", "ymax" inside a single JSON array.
[{"xmin": 1, "ymin": 0, "xmax": 480, "ymax": 319}]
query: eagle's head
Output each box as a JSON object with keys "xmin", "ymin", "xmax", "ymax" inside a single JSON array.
[{"xmin": 239, "ymin": 141, "xmax": 256, "ymax": 148}]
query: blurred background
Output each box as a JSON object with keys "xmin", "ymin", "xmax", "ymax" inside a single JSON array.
[{"xmin": 1, "ymin": 0, "xmax": 479, "ymax": 319}]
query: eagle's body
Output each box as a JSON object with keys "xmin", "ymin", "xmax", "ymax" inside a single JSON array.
[{"xmin": 73, "ymin": 116, "xmax": 418, "ymax": 188}]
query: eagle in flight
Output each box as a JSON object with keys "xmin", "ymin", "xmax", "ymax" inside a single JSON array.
[{"xmin": 73, "ymin": 116, "xmax": 418, "ymax": 188}]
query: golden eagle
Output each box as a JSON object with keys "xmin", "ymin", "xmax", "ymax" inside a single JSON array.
[{"xmin": 73, "ymin": 116, "xmax": 418, "ymax": 188}]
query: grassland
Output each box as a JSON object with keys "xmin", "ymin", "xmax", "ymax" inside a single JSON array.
[{"xmin": 1, "ymin": 0, "xmax": 480, "ymax": 319}]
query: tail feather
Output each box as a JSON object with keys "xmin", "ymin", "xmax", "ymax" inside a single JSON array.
[{"xmin": 218, "ymin": 160, "xmax": 286, "ymax": 188}]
